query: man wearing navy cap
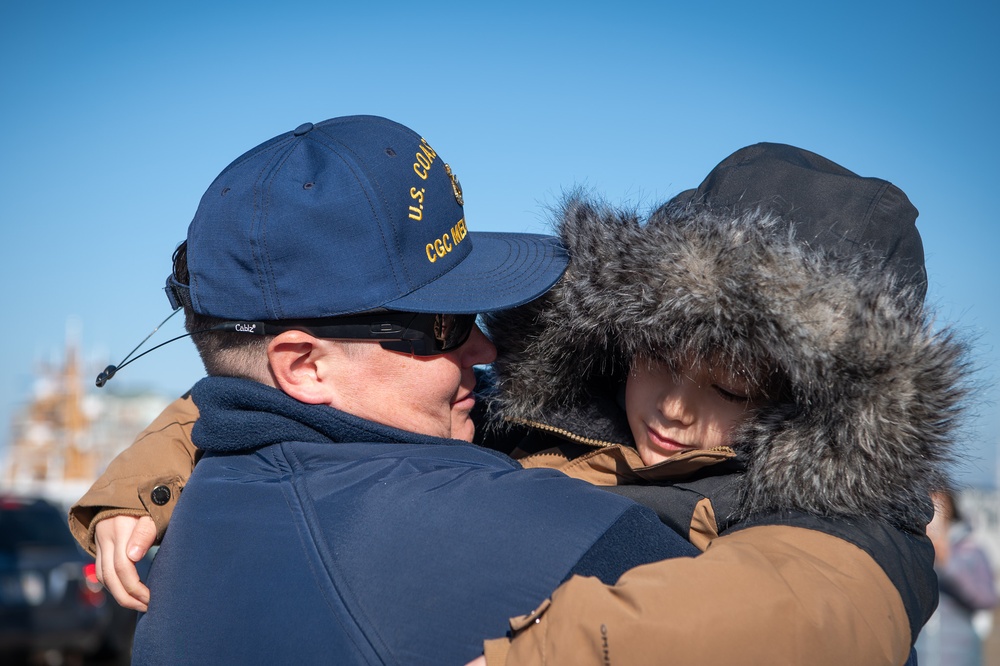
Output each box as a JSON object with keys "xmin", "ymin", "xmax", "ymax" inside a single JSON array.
[{"xmin": 129, "ymin": 116, "xmax": 699, "ymax": 665}]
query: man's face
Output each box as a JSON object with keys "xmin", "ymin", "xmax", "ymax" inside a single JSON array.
[
  {"xmin": 625, "ymin": 356, "xmax": 765, "ymax": 466},
  {"xmin": 325, "ymin": 325, "xmax": 496, "ymax": 442}
]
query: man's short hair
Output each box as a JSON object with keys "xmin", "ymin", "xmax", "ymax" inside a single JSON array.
[{"xmin": 172, "ymin": 242, "xmax": 273, "ymax": 383}]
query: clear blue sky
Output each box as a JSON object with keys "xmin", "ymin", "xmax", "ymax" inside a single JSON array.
[{"xmin": 1, "ymin": 1, "xmax": 997, "ymax": 487}]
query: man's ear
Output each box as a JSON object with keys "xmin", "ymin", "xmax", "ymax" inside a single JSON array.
[{"xmin": 267, "ymin": 331, "xmax": 335, "ymax": 405}]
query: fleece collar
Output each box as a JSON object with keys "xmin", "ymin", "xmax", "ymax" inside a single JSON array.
[{"xmin": 190, "ymin": 375, "xmax": 453, "ymax": 453}]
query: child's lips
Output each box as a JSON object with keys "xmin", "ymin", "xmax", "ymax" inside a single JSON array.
[{"xmin": 646, "ymin": 426, "xmax": 694, "ymax": 453}]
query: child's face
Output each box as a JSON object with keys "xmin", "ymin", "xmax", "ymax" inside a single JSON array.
[{"xmin": 625, "ymin": 356, "xmax": 764, "ymax": 466}]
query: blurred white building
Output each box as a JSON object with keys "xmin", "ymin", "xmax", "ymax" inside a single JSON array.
[{"xmin": 1, "ymin": 339, "xmax": 171, "ymax": 509}]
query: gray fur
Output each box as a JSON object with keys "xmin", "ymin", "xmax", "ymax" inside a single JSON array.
[{"xmin": 485, "ymin": 196, "xmax": 970, "ymax": 528}]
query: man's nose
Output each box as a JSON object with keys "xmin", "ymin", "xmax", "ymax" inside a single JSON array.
[{"xmin": 460, "ymin": 325, "xmax": 497, "ymax": 366}]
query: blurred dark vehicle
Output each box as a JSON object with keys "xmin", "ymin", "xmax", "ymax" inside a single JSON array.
[{"xmin": 0, "ymin": 495, "xmax": 138, "ymax": 665}]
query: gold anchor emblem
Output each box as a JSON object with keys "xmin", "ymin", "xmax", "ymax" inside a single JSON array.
[{"xmin": 444, "ymin": 164, "xmax": 464, "ymax": 206}]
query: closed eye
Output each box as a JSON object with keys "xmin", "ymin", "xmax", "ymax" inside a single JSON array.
[{"xmin": 713, "ymin": 385, "xmax": 750, "ymax": 403}]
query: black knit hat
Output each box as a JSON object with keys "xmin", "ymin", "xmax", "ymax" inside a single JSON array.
[{"xmin": 667, "ymin": 142, "xmax": 927, "ymax": 302}]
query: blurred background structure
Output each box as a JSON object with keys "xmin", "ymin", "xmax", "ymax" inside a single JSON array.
[
  {"xmin": 3, "ymin": 332, "xmax": 169, "ymax": 508},
  {"xmin": 964, "ymin": 488, "xmax": 1000, "ymax": 665}
]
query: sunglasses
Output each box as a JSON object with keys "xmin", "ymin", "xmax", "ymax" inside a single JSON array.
[{"xmin": 213, "ymin": 311, "xmax": 478, "ymax": 357}]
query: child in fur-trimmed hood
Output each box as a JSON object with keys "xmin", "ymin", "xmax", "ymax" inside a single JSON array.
[
  {"xmin": 486, "ymin": 141, "xmax": 964, "ymax": 530},
  {"xmin": 479, "ymin": 143, "xmax": 971, "ymax": 664}
]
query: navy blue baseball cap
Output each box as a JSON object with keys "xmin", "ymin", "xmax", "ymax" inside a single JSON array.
[{"xmin": 166, "ymin": 115, "xmax": 568, "ymax": 319}]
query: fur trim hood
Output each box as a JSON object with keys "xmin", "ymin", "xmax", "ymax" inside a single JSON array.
[{"xmin": 485, "ymin": 197, "xmax": 970, "ymax": 528}]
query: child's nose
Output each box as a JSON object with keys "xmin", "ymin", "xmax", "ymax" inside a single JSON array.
[{"xmin": 658, "ymin": 386, "xmax": 697, "ymax": 425}]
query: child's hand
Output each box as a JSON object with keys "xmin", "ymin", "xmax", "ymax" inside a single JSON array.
[{"xmin": 94, "ymin": 514, "xmax": 157, "ymax": 611}]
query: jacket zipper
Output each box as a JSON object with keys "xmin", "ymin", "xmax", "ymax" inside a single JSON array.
[{"xmin": 507, "ymin": 417, "xmax": 623, "ymax": 449}]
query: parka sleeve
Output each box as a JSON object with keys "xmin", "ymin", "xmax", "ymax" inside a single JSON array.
[
  {"xmin": 68, "ymin": 394, "xmax": 201, "ymax": 556},
  {"xmin": 483, "ymin": 524, "xmax": 924, "ymax": 666}
]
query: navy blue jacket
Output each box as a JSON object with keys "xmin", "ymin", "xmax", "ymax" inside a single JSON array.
[{"xmin": 132, "ymin": 377, "xmax": 697, "ymax": 665}]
